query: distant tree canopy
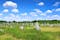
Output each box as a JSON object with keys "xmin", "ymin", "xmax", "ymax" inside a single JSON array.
[
  {"xmin": 0, "ymin": 21, "xmax": 7, "ymax": 23},
  {"xmin": 0, "ymin": 20, "xmax": 60, "ymax": 24}
]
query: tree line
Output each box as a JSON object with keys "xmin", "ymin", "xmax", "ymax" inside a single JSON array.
[{"xmin": 0, "ymin": 20, "xmax": 60, "ymax": 24}]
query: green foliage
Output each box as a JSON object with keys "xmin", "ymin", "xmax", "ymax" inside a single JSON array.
[
  {"xmin": 0, "ymin": 31, "xmax": 5, "ymax": 35},
  {"xmin": 0, "ymin": 21, "xmax": 60, "ymax": 40},
  {"xmin": 0, "ymin": 20, "xmax": 60, "ymax": 24}
]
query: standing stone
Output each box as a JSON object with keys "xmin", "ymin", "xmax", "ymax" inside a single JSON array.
[
  {"xmin": 20, "ymin": 26, "xmax": 24, "ymax": 30},
  {"xmin": 35, "ymin": 22, "xmax": 40, "ymax": 30},
  {"xmin": 19, "ymin": 23, "xmax": 24, "ymax": 30},
  {"xmin": 50, "ymin": 24, "xmax": 53, "ymax": 27}
]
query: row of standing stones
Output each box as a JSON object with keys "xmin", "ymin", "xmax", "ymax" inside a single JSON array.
[
  {"xmin": 0, "ymin": 22, "xmax": 60, "ymax": 31},
  {"xmin": 19, "ymin": 22, "xmax": 40, "ymax": 30},
  {"xmin": 0, "ymin": 22, "xmax": 40, "ymax": 31}
]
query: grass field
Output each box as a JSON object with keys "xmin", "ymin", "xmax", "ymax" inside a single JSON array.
[
  {"xmin": 0, "ymin": 23, "xmax": 60, "ymax": 40},
  {"xmin": 41, "ymin": 27, "xmax": 60, "ymax": 32}
]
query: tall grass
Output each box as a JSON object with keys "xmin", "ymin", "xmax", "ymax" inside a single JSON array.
[{"xmin": 0, "ymin": 22, "xmax": 60, "ymax": 40}]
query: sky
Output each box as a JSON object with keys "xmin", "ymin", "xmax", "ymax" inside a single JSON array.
[{"xmin": 0, "ymin": 0, "xmax": 60, "ymax": 21}]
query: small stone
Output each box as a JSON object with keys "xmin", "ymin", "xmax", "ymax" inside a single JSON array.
[{"xmin": 19, "ymin": 26, "xmax": 24, "ymax": 30}]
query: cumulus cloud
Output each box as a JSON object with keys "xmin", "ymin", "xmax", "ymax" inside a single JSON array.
[
  {"xmin": 40, "ymin": 13, "xmax": 46, "ymax": 16},
  {"xmin": 0, "ymin": 14, "xmax": 3, "ymax": 16},
  {"xmin": 55, "ymin": 8, "xmax": 60, "ymax": 11},
  {"xmin": 30, "ymin": 12, "xmax": 38, "ymax": 16},
  {"xmin": 20, "ymin": 13, "xmax": 27, "ymax": 16},
  {"xmin": 3, "ymin": 9, "xmax": 9, "ymax": 13},
  {"xmin": 14, "ymin": 15, "xmax": 21, "ymax": 22},
  {"xmin": 3, "ymin": 1, "xmax": 17, "ymax": 8},
  {"xmin": 2, "ymin": 1, "xmax": 19, "ymax": 14},
  {"xmin": 9, "ymin": 14, "xmax": 15, "ymax": 17},
  {"xmin": 11, "ymin": 9, "xmax": 19, "ymax": 13},
  {"xmin": 53, "ymin": 2, "xmax": 60, "ymax": 6},
  {"xmin": 52, "ymin": 15, "xmax": 60, "ymax": 20},
  {"xmin": 4, "ymin": 14, "xmax": 20, "ymax": 21},
  {"xmin": 52, "ymin": 15, "xmax": 59, "ymax": 18},
  {"xmin": 34, "ymin": 9, "xmax": 42, "ymax": 13},
  {"xmin": 29, "ymin": 9, "xmax": 55, "ymax": 20},
  {"xmin": 38, "ymin": 2, "xmax": 44, "ymax": 6},
  {"xmin": 45, "ymin": 10, "xmax": 52, "ymax": 13},
  {"xmin": 4, "ymin": 16, "xmax": 14, "ymax": 21},
  {"xmin": 33, "ymin": 9, "xmax": 46, "ymax": 16},
  {"xmin": 3, "ymin": 13, "xmax": 30, "ymax": 21},
  {"xmin": 46, "ymin": 15, "xmax": 60, "ymax": 20},
  {"xmin": 20, "ymin": 16, "xmax": 33, "ymax": 21}
]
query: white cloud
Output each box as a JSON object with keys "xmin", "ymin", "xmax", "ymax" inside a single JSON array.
[
  {"xmin": 40, "ymin": 13, "xmax": 46, "ymax": 16},
  {"xmin": 9, "ymin": 14, "xmax": 15, "ymax": 17},
  {"xmin": 30, "ymin": 12, "xmax": 38, "ymax": 16},
  {"xmin": 3, "ymin": 9, "xmax": 9, "ymax": 13},
  {"xmin": 14, "ymin": 15, "xmax": 21, "ymax": 22},
  {"xmin": 2, "ymin": 7, "xmax": 60, "ymax": 21},
  {"xmin": 4, "ymin": 16, "xmax": 13, "ymax": 21},
  {"xmin": 53, "ymin": 2, "xmax": 60, "ymax": 6},
  {"xmin": 34, "ymin": 9, "xmax": 42, "ymax": 13},
  {"xmin": 56, "ymin": 8, "xmax": 60, "ymax": 11},
  {"xmin": 46, "ymin": 15, "xmax": 60, "ymax": 20},
  {"xmin": 3, "ymin": 1, "xmax": 17, "ymax": 8},
  {"xmin": 34, "ymin": 9, "xmax": 46, "ymax": 16},
  {"xmin": 3, "ymin": 1, "xmax": 19, "ymax": 14},
  {"xmin": 20, "ymin": 16, "xmax": 33, "ymax": 21},
  {"xmin": 4, "ymin": 14, "xmax": 18, "ymax": 21},
  {"xmin": 0, "ymin": 14, "xmax": 3, "ymax": 16},
  {"xmin": 20, "ymin": 13, "xmax": 27, "ymax": 16},
  {"xmin": 11, "ymin": 9, "xmax": 19, "ymax": 13},
  {"xmin": 4, "ymin": 14, "xmax": 21, "ymax": 21},
  {"xmin": 38, "ymin": 2, "xmax": 44, "ymax": 6},
  {"xmin": 45, "ymin": 10, "xmax": 52, "ymax": 13},
  {"xmin": 52, "ymin": 15, "xmax": 59, "ymax": 18},
  {"xmin": 52, "ymin": 15, "xmax": 60, "ymax": 20}
]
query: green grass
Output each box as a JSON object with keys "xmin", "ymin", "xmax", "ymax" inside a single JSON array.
[
  {"xmin": 41, "ymin": 27, "xmax": 60, "ymax": 32},
  {"xmin": 40, "ymin": 32, "xmax": 60, "ymax": 40},
  {"xmin": 0, "ymin": 23, "xmax": 60, "ymax": 40}
]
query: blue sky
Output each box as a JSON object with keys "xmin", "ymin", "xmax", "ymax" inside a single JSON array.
[{"xmin": 0, "ymin": 0, "xmax": 60, "ymax": 21}]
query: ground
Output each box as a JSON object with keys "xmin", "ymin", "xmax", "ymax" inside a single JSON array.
[{"xmin": 0, "ymin": 23, "xmax": 60, "ymax": 40}]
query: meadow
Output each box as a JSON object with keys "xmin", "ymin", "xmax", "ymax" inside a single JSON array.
[{"xmin": 0, "ymin": 20, "xmax": 60, "ymax": 40}]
